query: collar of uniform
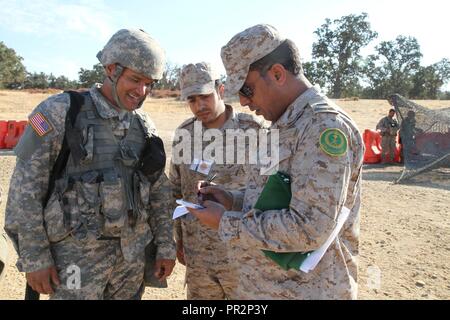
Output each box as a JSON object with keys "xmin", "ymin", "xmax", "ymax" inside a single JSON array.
[
  {"xmin": 220, "ymin": 104, "xmax": 239, "ymax": 130},
  {"xmin": 272, "ymin": 85, "xmax": 324, "ymax": 129},
  {"xmin": 90, "ymin": 83, "xmax": 131, "ymax": 121},
  {"xmin": 194, "ymin": 104, "xmax": 237, "ymax": 131}
]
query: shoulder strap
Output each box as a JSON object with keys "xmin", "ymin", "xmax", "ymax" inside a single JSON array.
[{"xmin": 43, "ymin": 90, "xmax": 85, "ymax": 207}]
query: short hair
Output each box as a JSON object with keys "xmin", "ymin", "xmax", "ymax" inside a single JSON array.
[
  {"xmin": 389, "ymin": 108, "xmax": 395, "ymax": 113},
  {"xmin": 249, "ymin": 39, "xmax": 303, "ymax": 76}
]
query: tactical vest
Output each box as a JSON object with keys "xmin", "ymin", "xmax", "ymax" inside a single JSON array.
[{"xmin": 49, "ymin": 93, "xmax": 152, "ymax": 242}]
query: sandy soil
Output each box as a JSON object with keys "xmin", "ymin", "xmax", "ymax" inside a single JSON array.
[{"xmin": 0, "ymin": 90, "xmax": 449, "ymax": 300}]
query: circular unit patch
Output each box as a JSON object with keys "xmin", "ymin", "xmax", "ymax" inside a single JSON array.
[{"xmin": 319, "ymin": 128, "xmax": 348, "ymax": 157}]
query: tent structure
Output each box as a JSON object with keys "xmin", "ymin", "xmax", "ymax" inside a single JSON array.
[{"xmin": 388, "ymin": 94, "xmax": 450, "ymax": 183}]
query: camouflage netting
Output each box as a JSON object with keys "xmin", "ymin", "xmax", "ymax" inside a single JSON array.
[{"xmin": 389, "ymin": 94, "xmax": 450, "ymax": 183}]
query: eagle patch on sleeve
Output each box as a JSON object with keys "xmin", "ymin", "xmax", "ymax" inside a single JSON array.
[{"xmin": 29, "ymin": 112, "xmax": 53, "ymax": 137}]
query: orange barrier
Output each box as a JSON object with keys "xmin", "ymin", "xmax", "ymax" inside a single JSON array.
[
  {"xmin": 363, "ymin": 129, "xmax": 403, "ymax": 164},
  {"xmin": 363, "ymin": 129, "xmax": 382, "ymax": 164},
  {"xmin": 3, "ymin": 120, "xmax": 28, "ymax": 149},
  {"xmin": 0, "ymin": 121, "xmax": 8, "ymax": 149},
  {"xmin": 393, "ymin": 135, "xmax": 402, "ymax": 163}
]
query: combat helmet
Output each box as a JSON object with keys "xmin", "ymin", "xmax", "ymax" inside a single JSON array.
[{"xmin": 97, "ymin": 28, "xmax": 166, "ymax": 110}]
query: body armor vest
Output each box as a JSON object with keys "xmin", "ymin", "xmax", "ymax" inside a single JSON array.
[{"xmin": 55, "ymin": 93, "xmax": 150, "ymax": 240}]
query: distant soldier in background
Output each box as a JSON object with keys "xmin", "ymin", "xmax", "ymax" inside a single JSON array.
[
  {"xmin": 4, "ymin": 29, "xmax": 175, "ymax": 299},
  {"xmin": 376, "ymin": 109, "xmax": 399, "ymax": 163},
  {"xmin": 169, "ymin": 62, "xmax": 265, "ymax": 299}
]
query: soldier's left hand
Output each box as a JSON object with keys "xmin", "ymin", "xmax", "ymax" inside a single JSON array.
[
  {"xmin": 154, "ymin": 259, "xmax": 175, "ymax": 282},
  {"xmin": 187, "ymin": 200, "xmax": 225, "ymax": 230}
]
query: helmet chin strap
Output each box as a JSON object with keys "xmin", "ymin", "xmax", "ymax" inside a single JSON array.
[{"xmin": 108, "ymin": 64, "xmax": 146, "ymax": 111}]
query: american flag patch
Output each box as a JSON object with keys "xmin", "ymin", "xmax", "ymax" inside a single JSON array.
[{"xmin": 29, "ymin": 112, "xmax": 53, "ymax": 136}]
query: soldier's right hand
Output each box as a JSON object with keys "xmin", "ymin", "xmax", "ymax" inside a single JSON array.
[
  {"xmin": 26, "ymin": 266, "xmax": 60, "ymax": 295},
  {"xmin": 196, "ymin": 182, "xmax": 233, "ymax": 211}
]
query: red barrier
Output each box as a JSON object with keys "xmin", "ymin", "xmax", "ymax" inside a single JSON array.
[
  {"xmin": 393, "ymin": 135, "xmax": 402, "ymax": 163},
  {"xmin": 4, "ymin": 120, "xmax": 28, "ymax": 149},
  {"xmin": 0, "ymin": 120, "xmax": 8, "ymax": 149},
  {"xmin": 363, "ymin": 129, "xmax": 402, "ymax": 164},
  {"xmin": 363, "ymin": 129, "xmax": 382, "ymax": 164}
]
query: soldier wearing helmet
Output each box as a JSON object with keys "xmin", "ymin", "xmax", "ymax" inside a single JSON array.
[{"xmin": 4, "ymin": 29, "xmax": 176, "ymax": 299}]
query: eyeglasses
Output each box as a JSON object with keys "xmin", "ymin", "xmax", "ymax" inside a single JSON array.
[{"xmin": 239, "ymin": 84, "xmax": 254, "ymax": 99}]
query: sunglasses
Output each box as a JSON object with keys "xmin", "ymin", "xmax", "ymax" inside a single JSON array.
[{"xmin": 239, "ymin": 84, "xmax": 254, "ymax": 99}]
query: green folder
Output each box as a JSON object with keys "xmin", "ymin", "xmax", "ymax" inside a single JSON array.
[{"xmin": 254, "ymin": 171, "xmax": 311, "ymax": 271}]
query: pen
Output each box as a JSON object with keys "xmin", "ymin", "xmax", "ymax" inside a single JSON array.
[
  {"xmin": 198, "ymin": 173, "xmax": 218, "ymax": 203},
  {"xmin": 207, "ymin": 173, "xmax": 217, "ymax": 183}
]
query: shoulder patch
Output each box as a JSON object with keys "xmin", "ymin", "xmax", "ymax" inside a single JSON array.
[
  {"xmin": 319, "ymin": 128, "xmax": 348, "ymax": 157},
  {"xmin": 29, "ymin": 112, "xmax": 53, "ymax": 137}
]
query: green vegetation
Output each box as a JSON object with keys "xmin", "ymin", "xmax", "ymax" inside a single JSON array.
[{"xmin": 1, "ymin": 13, "xmax": 449, "ymax": 98}]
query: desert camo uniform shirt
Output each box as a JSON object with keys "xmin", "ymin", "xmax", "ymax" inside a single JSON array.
[
  {"xmin": 219, "ymin": 86, "xmax": 364, "ymax": 299},
  {"xmin": 4, "ymin": 84, "xmax": 175, "ymax": 299},
  {"xmin": 169, "ymin": 105, "xmax": 265, "ymax": 299}
]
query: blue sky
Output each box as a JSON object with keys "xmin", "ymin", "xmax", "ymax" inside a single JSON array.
[{"xmin": 1, "ymin": 0, "xmax": 449, "ymax": 89}]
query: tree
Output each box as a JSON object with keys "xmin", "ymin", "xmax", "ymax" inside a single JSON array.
[
  {"xmin": 410, "ymin": 59, "xmax": 450, "ymax": 99},
  {"xmin": 363, "ymin": 36, "xmax": 422, "ymax": 98},
  {"xmin": 78, "ymin": 63, "xmax": 105, "ymax": 88},
  {"xmin": 24, "ymin": 72, "xmax": 50, "ymax": 89},
  {"xmin": 0, "ymin": 41, "xmax": 27, "ymax": 89},
  {"xmin": 303, "ymin": 61, "xmax": 327, "ymax": 90},
  {"xmin": 49, "ymin": 74, "xmax": 78, "ymax": 90},
  {"xmin": 312, "ymin": 12, "xmax": 378, "ymax": 98},
  {"xmin": 155, "ymin": 62, "xmax": 181, "ymax": 90}
]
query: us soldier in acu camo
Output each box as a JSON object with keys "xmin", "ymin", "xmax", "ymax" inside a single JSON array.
[
  {"xmin": 170, "ymin": 62, "xmax": 265, "ymax": 299},
  {"xmin": 4, "ymin": 29, "xmax": 176, "ymax": 299},
  {"xmin": 188, "ymin": 24, "xmax": 364, "ymax": 299}
]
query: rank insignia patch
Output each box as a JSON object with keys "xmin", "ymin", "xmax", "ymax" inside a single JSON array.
[
  {"xmin": 319, "ymin": 128, "xmax": 348, "ymax": 156},
  {"xmin": 29, "ymin": 112, "xmax": 53, "ymax": 137}
]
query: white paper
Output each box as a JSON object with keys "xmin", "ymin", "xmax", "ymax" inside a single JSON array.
[
  {"xmin": 172, "ymin": 200, "xmax": 205, "ymax": 220},
  {"xmin": 189, "ymin": 158, "xmax": 200, "ymax": 171},
  {"xmin": 172, "ymin": 206, "xmax": 189, "ymax": 219},
  {"xmin": 300, "ymin": 206, "xmax": 351, "ymax": 273},
  {"xmin": 175, "ymin": 199, "xmax": 204, "ymax": 209}
]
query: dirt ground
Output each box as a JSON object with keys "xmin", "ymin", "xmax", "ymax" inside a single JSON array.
[{"xmin": 0, "ymin": 90, "xmax": 448, "ymax": 300}]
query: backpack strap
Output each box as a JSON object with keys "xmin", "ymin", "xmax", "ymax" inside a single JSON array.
[{"xmin": 43, "ymin": 90, "xmax": 85, "ymax": 208}]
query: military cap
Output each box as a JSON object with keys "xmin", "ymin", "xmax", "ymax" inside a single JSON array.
[
  {"xmin": 220, "ymin": 24, "xmax": 285, "ymax": 96},
  {"xmin": 180, "ymin": 62, "xmax": 220, "ymax": 100}
]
